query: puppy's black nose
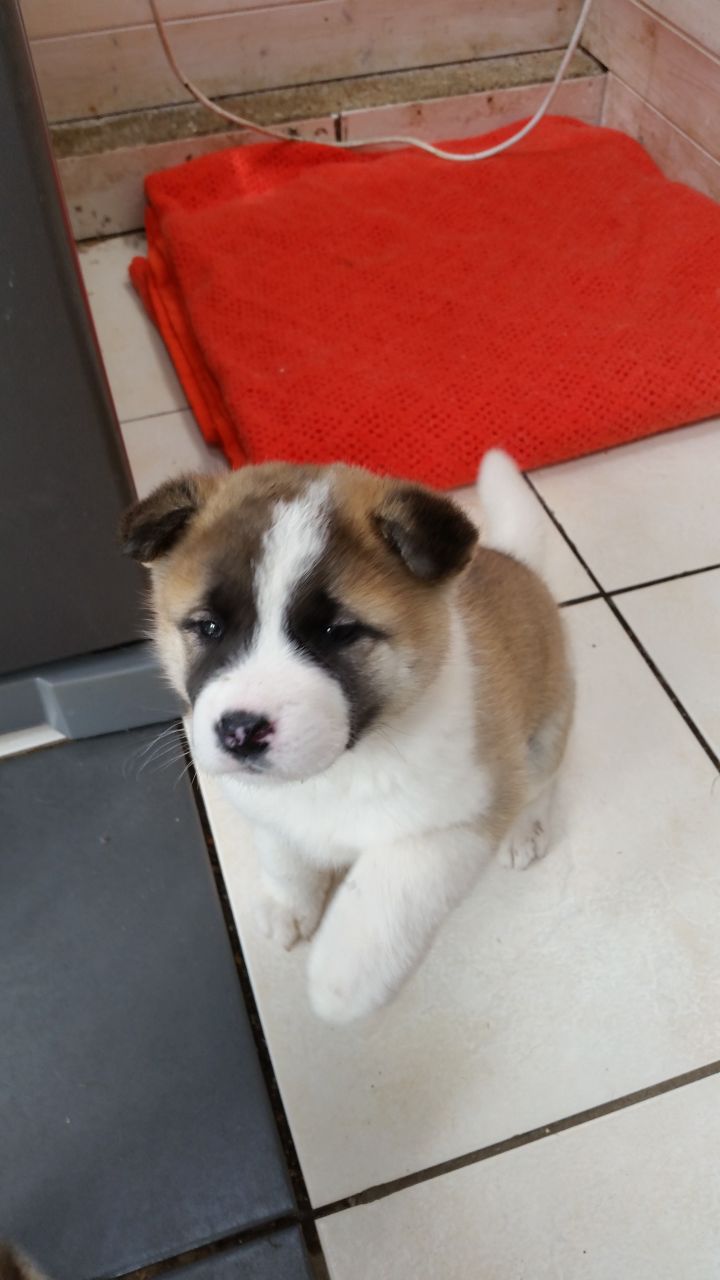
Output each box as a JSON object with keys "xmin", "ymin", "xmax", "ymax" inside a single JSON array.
[{"xmin": 216, "ymin": 711, "xmax": 274, "ymax": 759}]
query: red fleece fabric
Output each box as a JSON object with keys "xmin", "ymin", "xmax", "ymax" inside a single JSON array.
[{"xmin": 130, "ymin": 116, "xmax": 720, "ymax": 487}]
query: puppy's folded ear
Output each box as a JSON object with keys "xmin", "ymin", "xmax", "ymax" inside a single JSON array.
[
  {"xmin": 374, "ymin": 485, "xmax": 478, "ymax": 582},
  {"xmin": 120, "ymin": 473, "xmax": 220, "ymax": 564}
]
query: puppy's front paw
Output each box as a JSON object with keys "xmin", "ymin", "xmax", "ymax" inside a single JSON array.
[
  {"xmin": 499, "ymin": 817, "xmax": 549, "ymax": 871},
  {"xmin": 255, "ymin": 884, "xmax": 327, "ymax": 951},
  {"xmin": 307, "ymin": 934, "xmax": 390, "ymax": 1025}
]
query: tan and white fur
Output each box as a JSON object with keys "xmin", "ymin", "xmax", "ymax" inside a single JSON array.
[
  {"xmin": 0, "ymin": 1245, "xmax": 46, "ymax": 1280},
  {"xmin": 121, "ymin": 451, "xmax": 573, "ymax": 1024}
]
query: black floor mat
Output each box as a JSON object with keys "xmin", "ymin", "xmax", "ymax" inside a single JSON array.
[
  {"xmin": 0, "ymin": 729, "xmax": 299, "ymax": 1280},
  {"xmin": 162, "ymin": 1230, "xmax": 314, "ymax": 1279}
]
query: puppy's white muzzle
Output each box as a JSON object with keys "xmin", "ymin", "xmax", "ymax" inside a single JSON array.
[{"xmin": 191, "ymin": 648, "xmax": 350, "ymax": 782}]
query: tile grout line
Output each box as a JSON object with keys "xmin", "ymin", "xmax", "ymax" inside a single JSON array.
[
  {"xmin": 559, "ymin": 591, "xmax": 602, "ymax": 607},
  {"xmin": 119, "ymin": 405, "xmax": 189, "ymax": 426},
  {"xmin": 313, "ymin": 1057, "xmax": 720, "ymax": 1219},
  {"xmin": 113, "ymin": 1213, "xmax": 301, "ymax": 1280},
  {"xmin": 524, "ymin": 475, "xmax": 720, "ymax": 773},
  {"xmin": 607, "ymin": 560, "xmax": 720, "ymax": 597},
  {"xmin": 187, "ymin": 752, "xmax": 330, "ymax": 1276}
]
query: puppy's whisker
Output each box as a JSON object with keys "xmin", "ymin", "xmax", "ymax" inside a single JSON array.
[
  {"xmin": 147, "ymin": 751, "xmax": 189, "ymax": 776},
  {"xmin": 136, "ymin": 741, "xmax": 188, "ymax": 776},
  {"xmin": 137, "ymin": 723, "xmax": 185, "ymax": 755},
  {"xmin": 138, "ymin": 739, "xmax": 186, "ymax": 766},
  {"xmin": 174, "ymin": 758, "xmax": 197, "ymax": 789},
  {"xmin": 126, "ymin": 724, "xmax": 185, "ymax": 775}
]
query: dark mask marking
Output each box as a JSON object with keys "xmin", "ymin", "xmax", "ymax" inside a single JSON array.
[{"xmin": 285, "ymin": 573, "xmax": 387, "ymax": 746}]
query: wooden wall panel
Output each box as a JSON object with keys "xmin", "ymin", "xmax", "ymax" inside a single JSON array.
[
  {"xmin": 24, "ymin": 0, "xmax": 584, "ymax": 122},
  {"xmin": 603, "ymin": 74, "xmax": 720, "ymax": 202},
  {"xmin": 21, "ymin": 1, "xmax": 310, "ymax": 39},
  {"xmin": 585, "ymin": 0, "xmax": 720, "ymax": 160},
  {"xmin": 642, "ymin": 0, "xmax": 720, "ymax": 58}
]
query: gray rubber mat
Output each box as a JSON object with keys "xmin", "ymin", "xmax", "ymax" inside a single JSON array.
[
  {"xmin": 162, "ymin": 1230, "xmax": 314, "ymax": 1280},
  {"xmin": 0, "ymin": 728, "xmax": 294, "ymax": 1280}
]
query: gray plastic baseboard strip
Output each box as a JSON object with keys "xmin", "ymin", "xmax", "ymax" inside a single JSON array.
[{"xmin": 0, "ymin": 642, "xmax": 182, "ymax": 739}]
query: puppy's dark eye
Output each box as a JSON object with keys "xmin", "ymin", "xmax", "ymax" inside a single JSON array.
[
  {"xmin": 184, "ymin": 615, "xmax": 224, "ymax": 641},
  {"xmin": 324, "ymin": 621, "xmax": 368, "ymax": 647},
  {"xmin": 288, "ymin": 587, "xmax": 385, "ymax": 654},
  {"xmin": 199, "ymin": 617, "xmax": 223, "ymax": 640}
]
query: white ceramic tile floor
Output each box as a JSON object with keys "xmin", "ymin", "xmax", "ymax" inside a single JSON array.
[
  {"xmin": 531, "ymin": 420, "xmax": 720, "ymax": 591},
  {"xmin": 121, "ymin": 409, "xmax": 228, "ymax": 499},
  {"xmin": 79, "ymin": 234, "xmax": 186, "ymax": 424},
  {"xmin": 616, "ymin": 568, "xmax": 720, "ymax": 758},
  {"xmin": 78, "ymin": 234, "xmax": 720, "ymax": 1278},
  {"xmin": 318, "ymin": 1073, "xmax": 720, "ymax": 1280}
]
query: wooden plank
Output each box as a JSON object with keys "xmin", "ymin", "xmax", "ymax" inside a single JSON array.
[
  {"xmin": 585, "ymin": 0, "xmax": 720, "ymax": 160},
  {"xmin": 58, "ymin": 116, "xmax": 335, "ymax": 239},
  {"xmin": 602, "ymin": 74, "xmax": 720, "ymax": 202},
  {"xmin": 341, "ymin": 74, "xmax": 605, "ymax": 142},
  {"xmin": 29, "ymin": 0, "xmax": 584, "ymax": 121},
  {"xmin": 643, "ymin": 0, "xmax": 720, "ymax": 59},
  {"xmin": 21, "ymin": 0, "xmax": 315, "ymax": 40}
]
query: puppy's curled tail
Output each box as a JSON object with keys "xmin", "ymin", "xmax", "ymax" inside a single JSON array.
[{"xmin": 476, "ymin": 449, "xmax": 546, "ymax": 575}]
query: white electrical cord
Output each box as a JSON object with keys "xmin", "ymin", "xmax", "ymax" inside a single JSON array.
[{"xmin": 149, "ymin": 0, "xmax": 594, "ymax": 162}]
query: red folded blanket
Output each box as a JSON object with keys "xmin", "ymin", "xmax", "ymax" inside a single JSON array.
[{"xmin": 131, "ymin": 116, "xmax": 720, "ymax": 487}]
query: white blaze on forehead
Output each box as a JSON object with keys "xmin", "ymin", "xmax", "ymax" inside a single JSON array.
[
  {"xmin": 190, "ymin": 475, "xmax": 351, "ymax": 782},
  {"xmin": 254, "ymin": 478, "xmax": 331, "ymax": 639}
]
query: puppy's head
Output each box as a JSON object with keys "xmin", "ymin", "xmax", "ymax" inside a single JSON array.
[{"xmin": 121, "ymin": 464, "xmax": 477, "ymax": 783}]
